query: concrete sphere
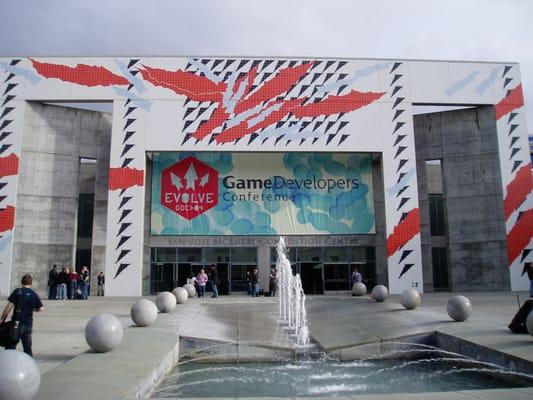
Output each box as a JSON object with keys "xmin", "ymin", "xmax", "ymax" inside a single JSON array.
[
  {"xmin": 172, "ymin": 287, "xmax": 189, "ymax": 304},
  {"xmin": 447, "ymin": 295, "xmax": 472, "ymax": 322},
  {"xmin": 0, "ymin": 350, "xmax": 41, "ymax": 400},
  {"xmin": 400, "ymin": 288, "xmax": 421, "ymax": 310},
  {"xmin": 156, "ymin": 291, "xmax": 176, "ymax": 313},
  {"xmin": 130, "ymin": 299, "xmax": 158, "ymax": 327},
  {"xmin": 352, "ymin": 282, "xmax": 367, "ymax": 296},
  {"xmin": 526, "ymin": 311, "xmax": 533, "ymax": 336},
  {"xmin": 183, "ymin": 283, "xmax": 196, "ymax": 298},
  {"xmin": 372, "ymin": 285, "xmax": 389, "ymax": 302},
  {"xmin": 85, "ymin": 314, "xmax": 124, "ymax": 353}
]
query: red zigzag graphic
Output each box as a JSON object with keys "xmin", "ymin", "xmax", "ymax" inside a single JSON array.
[
  {"xmin": 108, "ymin": 167, "xmax": 144, "ymax": 190},
  {"xmin": 0, "ymin": 205, "xmax": 15, "ymax": 233},
  {"xmin": 507, "ymin": 208, "xmax": 533, "ymax": 264},
  {"xmin": 504, "ymin": 164, "xmax": 533, "ymax": 220},
  {"xmin": 495, "ymin": 84, "xmax": 524, "ymax": 120},
  {"xmin": 30, "ymin": 58, "xmax": 129, "ymax": 87},
  {"xmin": 0, "ymin": 154, "xmax": 19, "ymax": 178},
  {"xmin": 386, "ymin": 208, "xmax": 420, "ymax": 257}
]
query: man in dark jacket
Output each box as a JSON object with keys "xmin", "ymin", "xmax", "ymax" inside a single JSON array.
[
  {"xmin": 1, "ymin": 274, "xmax": 43, "ymax": 356},
  {"xmin": 210, "ymin": 265, "xmax": 219, "ymax": 298},
  {"xmin": 48, "ymin": 264, "xmax": 58, "ymax": 300},
  {"xmin": 251, "ymin": 268, "xmax": 260, "ymax": 297},
  {"xmin": 56, "ymin": 267, "xmax": 68, "ymax": 300}
]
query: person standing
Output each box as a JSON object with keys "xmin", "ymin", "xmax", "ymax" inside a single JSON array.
[
  {"xmin": 245, "ymin": 271, "xmax": 252, "ymax": 295},
  {"xmin": 522, "ymin": 262, "xmax": 533, "ymax": 297},
  {"xmin": 69, "ymin": 268, "xmax": 78, "ymax": 299},
  {"xmin": 79, "ymin": 266, "xmax": 90, "ymax": 300},
  {"xmin": 97, "ymin": 272, "xmax": 105, "ymax": 296},
  {"xmin": 351, "ymin": 267, "xmax": 363, "ymax": 286},
  {"xmin": 251, "ymin": 268, "xmax": 260, "ymax": 297},
  {"xmin": 65, "ymin": 267, "xmax": 72, "ymax": 300},
  {"xmin": 269, "ymin": 268, "xmax": 277, "ymax": 297},
  {"xmin": 48, "ymin": 265, "xmax": 58, "ymax": 300},
  {"xmin": 196, "ymin": 268, "xmax": 208, "ymax": 298},
  {"xmin": 210, "ymin": 265, "xmax": 219, "ymax": 298},
  {"xmin": 1, "ymin": 274, "xmax": 43, "ymax": 357},
  {"xmin": 56, "ymin": 267, "xmax": 68, "ymax": 300}
]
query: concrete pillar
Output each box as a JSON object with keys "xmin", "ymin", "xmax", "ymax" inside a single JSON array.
[
  {"xmin": 372, "ymin": 156, "xmax": 388, "ymax": 287},
  {"xmin": 381, "ymin": 61, "xmax": 424, "ymax": 294},
  {"xmin": 257, "ymin": 246, "xmax": 271, "ymax": 292},
  {"xmin": 104, "ymin": 99, "xmax": 146, "ymax": 296},
  {"xmin": 0, "ymin": 67, "xmax": 24, "ymax": 296},
  {"xmin": 493, "ymin": 65, "xmax": 533, "ymax": 290},
  {"xmin": 90, "ymin": 129, "xmax": 111, "ymax": 295}
]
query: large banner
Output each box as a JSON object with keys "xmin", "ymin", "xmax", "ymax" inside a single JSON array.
[{"xmin": 151, "ymin": 152, "xmax": 375, "ymax": 235}]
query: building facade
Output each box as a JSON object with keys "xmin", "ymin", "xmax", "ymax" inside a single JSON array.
[{"xmin": 0, "ymin": 57, "xmax": 531, "ymax": 297}]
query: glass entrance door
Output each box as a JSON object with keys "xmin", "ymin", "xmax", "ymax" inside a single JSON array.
[
  {"xmin": 230, "ymin": 264, "xmax": 256, "ymax": 293},
  {"xmin": 297, "ymin": 247, "xmax": 323, "ymax": 294},
  {"xmin": 323, "ymin": 262, "xmax": 350, "ymax": 292},
  {"xmin": 205, "ymin": 248, "xmax": 230, "ymax": 295}
]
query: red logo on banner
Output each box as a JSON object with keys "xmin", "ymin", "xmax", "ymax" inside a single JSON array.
[{"xmin": 161, "ymin": 157, "xmax": 218, "ymax": 220}]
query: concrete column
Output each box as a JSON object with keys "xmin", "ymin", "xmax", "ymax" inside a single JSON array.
[
  {"xmin": 381, "ymin": 61, "xmax": 424, "ymax": 294},
  {"xmin": 104, "ymin": 99, "xmax": 146, "ymax": 296},
  {"xmin": 90, "ymin": 129, "xmax": 111, "ymax": 295},
  {"xmin": 372, "ymin": 156, "xmax": 388, "ymax": 287},
  {"xmin": 493, "ymin": 65, "xmax": 533, "ymax": 290},
  {"xmin": 0, "ymin": 68, "xmax": 24, "ymax": 296},
  {"xmin": 257, "ymin": 246, "xmax": 271, "ymax": 292}
]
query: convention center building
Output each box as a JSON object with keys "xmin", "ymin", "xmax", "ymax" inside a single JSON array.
[{"xmin": 0, "ymin": 56, "xmax": 531, "ymax": 297}]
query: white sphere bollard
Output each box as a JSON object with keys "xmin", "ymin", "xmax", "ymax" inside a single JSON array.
[
  {"xmin": 156, "ymin": 291, "xmax": 176, "ymax": 313},
  {"xmin": 0, "ymin": 350, "xmax": 41, "ymax": 400},
  {"xmin": 352, "ymin": 282, "xmax": 367, "ymax": 296},
  {"xmin": 183, "ymin": 283, "xmax": 196, "ymax": 298},
  {"xmin": 130, "ymin": 299, "xmax": 158, "ymax": 327},
  {"xmin": 183, "ymin": 283, "xmax": 196, "ymax": 299},
  {"xmin": 85, "ymin": 314, "xmax": 124, "ymax": 353},
  {"xmin": 400, "ymin": 288, "xmax": 421, "ymax": 310},
  {"xmin": 372, "ymin": 285, "xmax": 389, "ymax": 302},
  {"xmin": 447, "ymin": 295, "xmax": 472, "ymax": 322},
  {"xmin": 526, "ymin": 311, "xmax": 533, "ymax": 336},
  {"xmin": 172, "ymin": 287, "xmax": 189, "ymax": 304}
]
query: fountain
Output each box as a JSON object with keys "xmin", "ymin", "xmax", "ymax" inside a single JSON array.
[{"xmin": 276, "ymin": 237, "xmax": 310, "ymax": 347}]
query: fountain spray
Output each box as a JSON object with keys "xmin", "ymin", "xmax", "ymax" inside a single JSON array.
[{"xmin": 276, "ymin": 237, "xmax": 310, "ymax": 346}]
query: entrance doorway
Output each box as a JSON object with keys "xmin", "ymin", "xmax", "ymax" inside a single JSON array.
[
  {"xmin": 297, "ymin": 247, "xmax": 323, "ymax": 295},
  {"xmin": 323, "ymin": 262, "xmax": 350, "ymax": 292},
  {"xmin": 300, "ymin": 262, "xmax": 324, "ymax": 294}
]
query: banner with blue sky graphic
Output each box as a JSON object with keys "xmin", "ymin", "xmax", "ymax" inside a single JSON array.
[{"xmin": 151, "ymin": 152, "xmax": 374, "ymax": 235}]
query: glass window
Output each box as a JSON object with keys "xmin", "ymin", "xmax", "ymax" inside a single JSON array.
[
  {"xmin": 429, "ymin": 194, "xmax": 445, "ymax": 236},
  {"xmin": 77, "ymin": 193, "xmax": 94, "ymax": 238},
  {"xmin": 297, "ymin": 247, "xmax": 322, "ymax": 262},
  {"xmin": 324, "ymin": 247, "xmax": 348, "ymax": 262},
  {"xmin": 232, "ymin": 247, "xmax": 257, "ymax": 263},
  {"xmin": 432, "ymin": 247, "xmax": 449, "ymax": 290},
  {"xmin": 426, "ymin": 159, "xmax": 443, "ymax": 194},
  {"xmin": 205, "ymin": 248, "xmax": 230, "ymax": 263},
  {"xmin": 155, "ymin": 248, "xmax": 177, "ymax": 263},
  {"xmin": 178, "ymin": 248, "xmax": 201, "ymax": 263},
  {"xmin": 350, "ymin": 247, "xmax": 366, "ymax": 262}
]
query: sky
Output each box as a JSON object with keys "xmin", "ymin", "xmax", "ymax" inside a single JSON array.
[{"xmin": 1, "ymin": 0, "xmax": 532, "ymax": 128}]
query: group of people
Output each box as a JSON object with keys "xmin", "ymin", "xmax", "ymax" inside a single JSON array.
[
  {"xmin": 244, "ymin": 267, "xmax": 278, "ymax": 297},
  {"xmin": 190, "ymin": 266, "xmax": 279, "ymax": 298},
  {"xmin": 189, "ymin": 265, "xmax": 220, "ymax": 298},
  {"xmin": 48, "ymin": 265, "xmax": 105, "ymax": 300}
]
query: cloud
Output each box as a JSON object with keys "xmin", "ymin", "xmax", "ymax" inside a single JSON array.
[{"xmin": 1, "ymin": 0, "xmax": 532, "ymax": 126}]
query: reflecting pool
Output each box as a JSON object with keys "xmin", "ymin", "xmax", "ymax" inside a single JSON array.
[{"xmin": 152, "ymin": 354, "xmax": 533, "ymax": 398}]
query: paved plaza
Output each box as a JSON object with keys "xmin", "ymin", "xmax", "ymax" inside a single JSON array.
[{"xmin": 2, "ymin": 291, "xmax": 533, "ymax": 399}]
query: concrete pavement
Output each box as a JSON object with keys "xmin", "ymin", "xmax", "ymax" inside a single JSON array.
[{"xmin": 1, "ymin": 291, "xmax": 533, "ymax": 399}]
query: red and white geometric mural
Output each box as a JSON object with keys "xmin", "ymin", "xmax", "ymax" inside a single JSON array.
[{"xmin": 0, "ymin": 56, "xmax": 530, "ymax": 295}]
